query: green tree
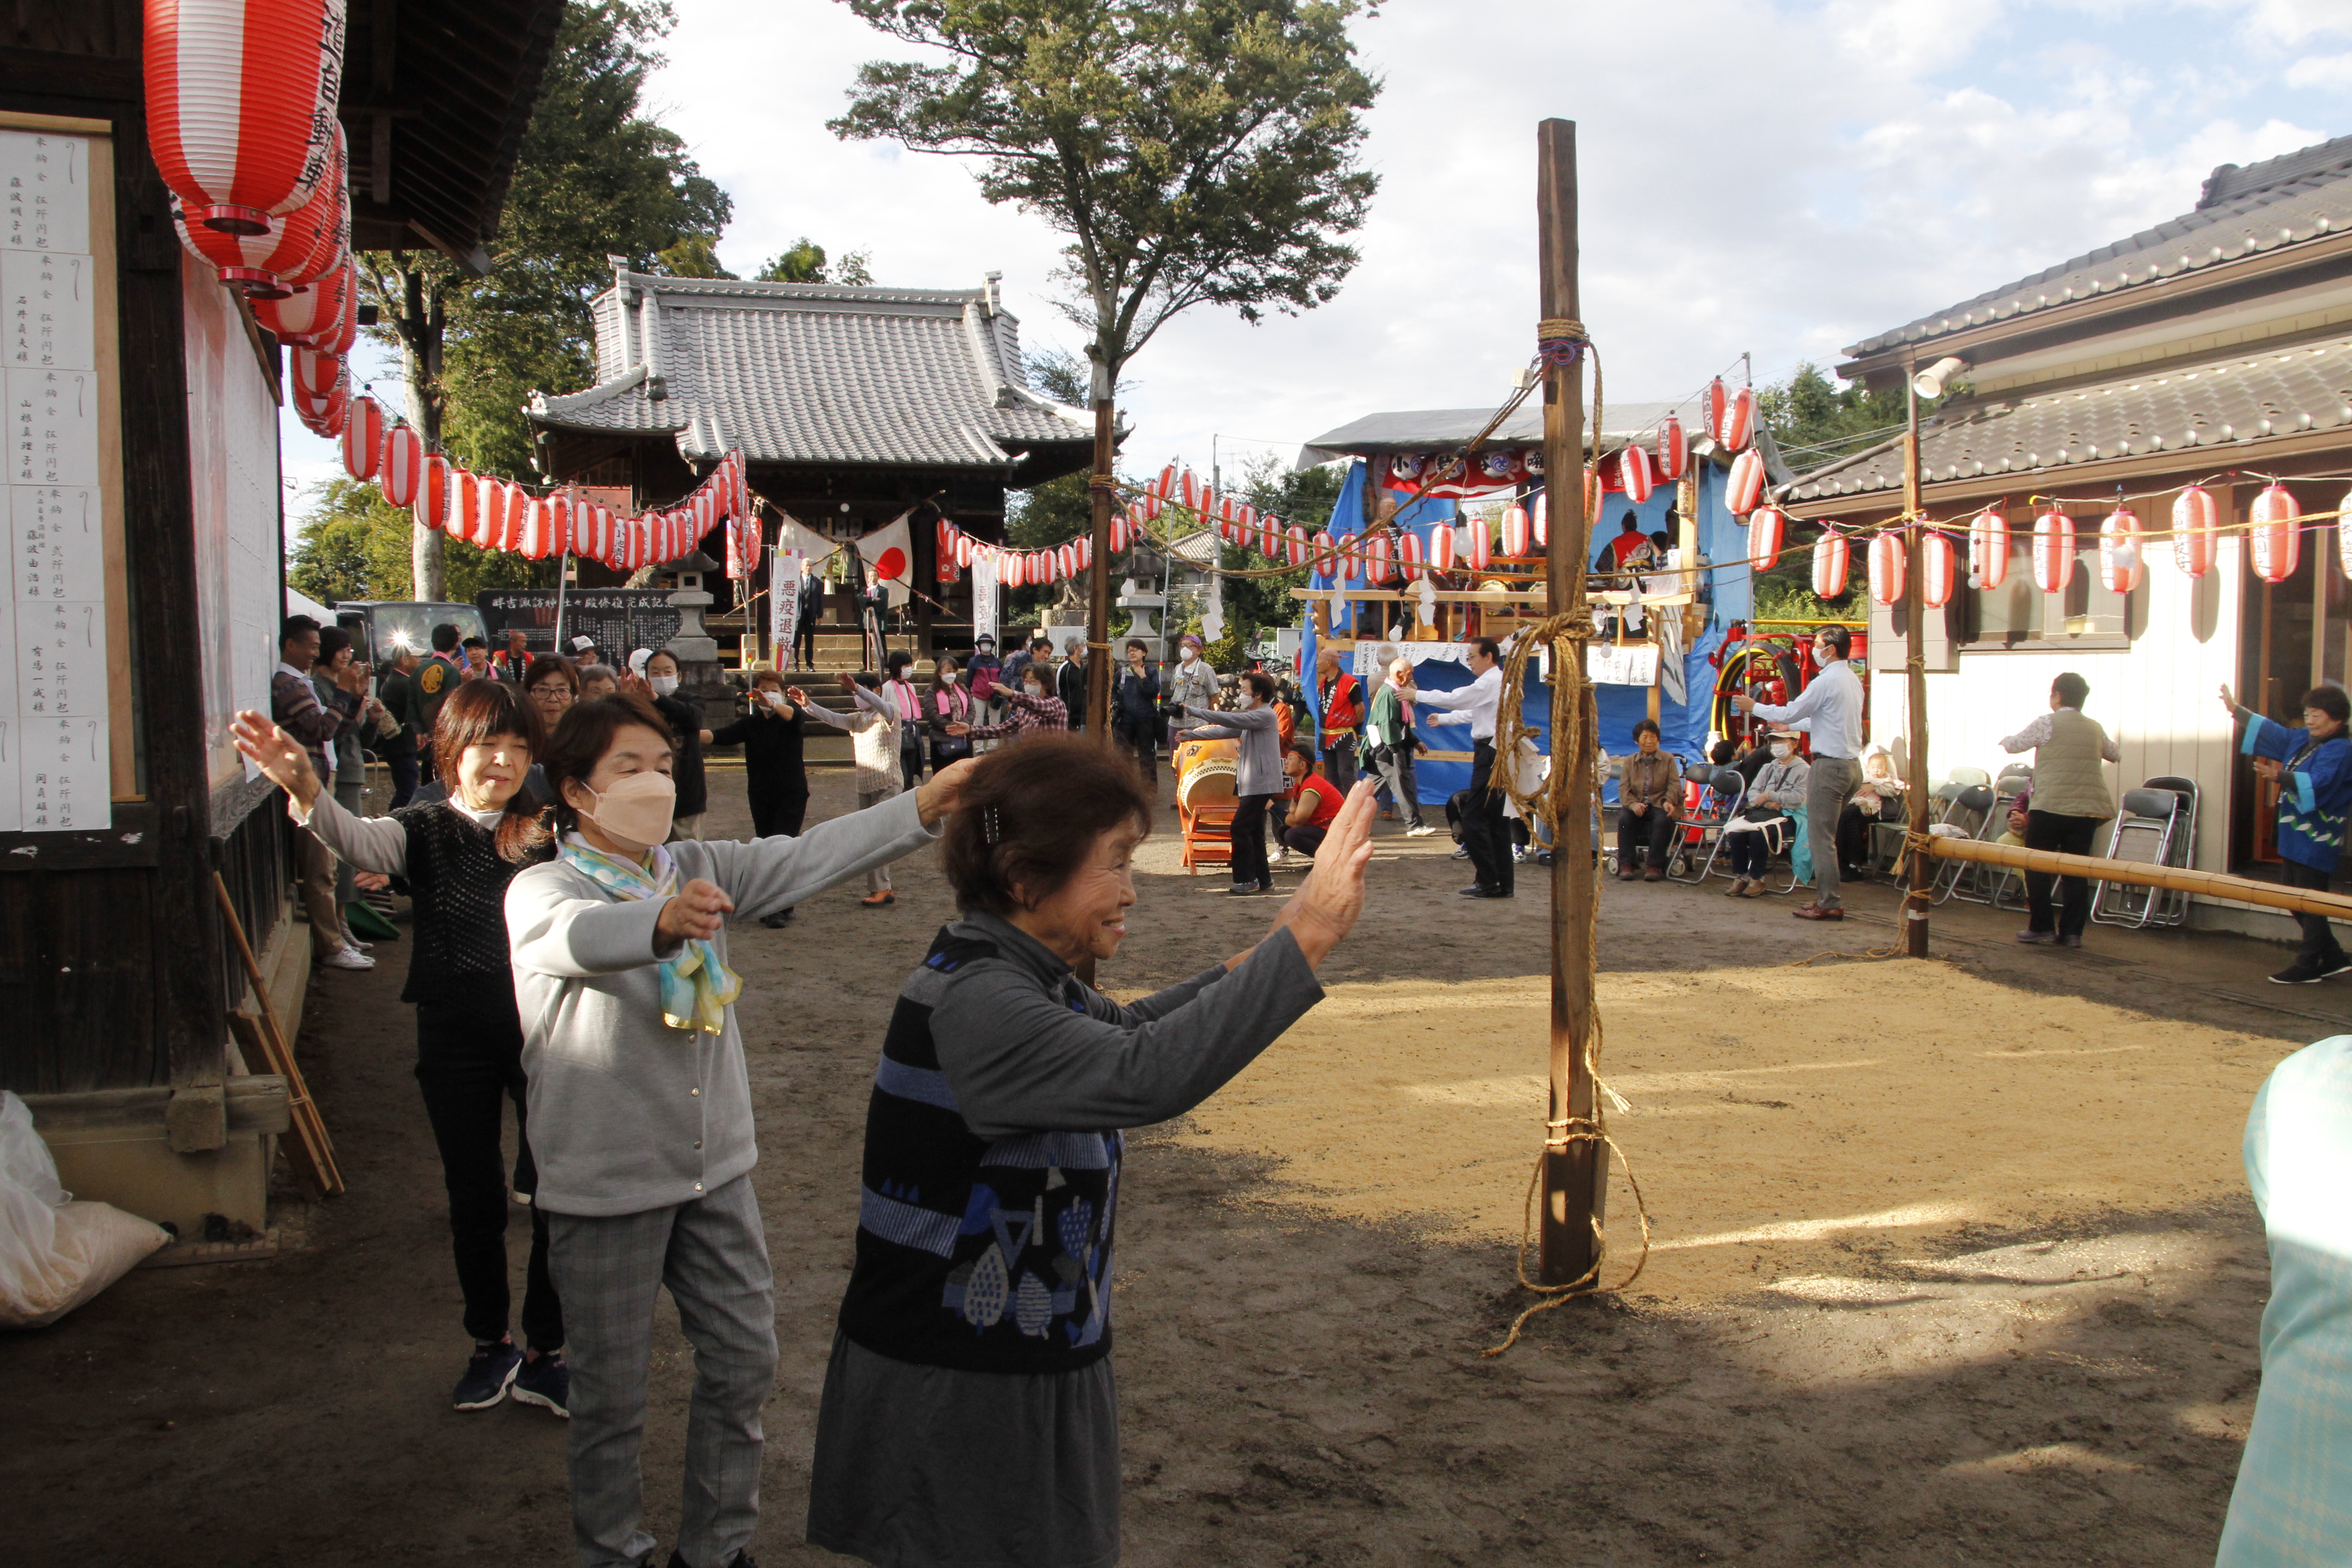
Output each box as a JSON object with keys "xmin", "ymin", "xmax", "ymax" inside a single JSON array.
[
  {"xmin": 1757, "ymin": 362, "xmax": 1930, "ymax": 472},
  {"xmin": 358, "ymin": 0, "xmax": 732, "ymax": 598},
  {"xmin": 654, "ymin": 231, "xmax": 736, "ymax": 278},
  {"xmin": 1215, "ymin": 451, "xmax": 1344, "ymax": 637},
  {"xmin": 287, "ymin": 480, "xmax": 547, "ymax": 604},
  {"xmin": 754, "ymin": 237, "xmax": 875, "ymax": 285}
]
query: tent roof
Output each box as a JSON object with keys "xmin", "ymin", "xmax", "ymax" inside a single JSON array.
[{"xmin": 1298, "ymin": 399, "xmax": 1693, "ymax": 467}]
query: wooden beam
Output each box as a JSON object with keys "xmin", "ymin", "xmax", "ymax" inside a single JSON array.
[{"xmin": 1924, "ymin": 835, "xmax": 2352, "ymax": 920}]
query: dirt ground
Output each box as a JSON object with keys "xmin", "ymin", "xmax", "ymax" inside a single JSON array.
[{"xmin": 5, "ymin": 759, "xmax": 2342, "ymax": 1567}]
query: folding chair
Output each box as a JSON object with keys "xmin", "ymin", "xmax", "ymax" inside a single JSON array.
[
  {"xmin": 1929, "ymin": 784, "xmax": 1995, "ymax": 904},
  {"xmin": 1951, "ymin": 766, "xmax": 2034, "ymax": 906},
  {"xmin": 2091, "ymin": 775, "xmax": 2200, "ymax": 929},
  {"xmin": 1665, "ymin": 764, "xmax": 1745, "ymax": 884}
]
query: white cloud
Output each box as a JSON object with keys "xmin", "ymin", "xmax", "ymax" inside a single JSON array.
[{"xmin": 2285, "ymin": 50, "xmax": 2352, "ymax": 88}]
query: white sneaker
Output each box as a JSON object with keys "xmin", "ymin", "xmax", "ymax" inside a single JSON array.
[
  {"xmin": 1269, "ymin": 846, "xmax": 1289, "ymax": 865},
  {"xmin": 1405, "ymin": 824, "xmax": 1437, "ymax": 837},
  {"xmin": 323, "ymin": 946, "xmax": 375, "ymax": 970},
  {"xmin": 340, "ymin": 927, "xmax": 373, "ymax": 951}
]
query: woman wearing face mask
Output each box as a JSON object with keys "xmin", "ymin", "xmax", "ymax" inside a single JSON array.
[
  {"xmin": 228, "ymin": 682, "xmax": 571, "ymax": 1420},
  {"xmin": 1171, "ymin": 669, "xmax": 1284, "ymax": 896},
  {"xmin": 507, "ymin": 695, "xmax": 975, "ymax": 1568},
  {"xmin": 707, "ymin": 666, "xmax": 809, "ymax": 928},
  {"xmin": 926, "ymin": 655, "xmax": 975, "ymax": 773},
  {"xmin": 943, "ymin": 658, "xmax": 1069, "ymax": 746},
  {"xmin": 884, "ymin": 649, "xmax": 927, "ymax": 789},
  {"xmin": 1720, "ymin": 729, "xmax": 1809, "ymax": 897},
  {"xmin": 643, "ymin": 648, "xmax": 713, "ymax": 841},
  {"xmin": 798, "ymin": 671, "xmax": 914, "ymax": 907}
]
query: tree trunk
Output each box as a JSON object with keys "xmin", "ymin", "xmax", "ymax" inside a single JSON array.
[{"xmin": 399, "ymin": 262, "xmax": 447, "ymax": 602}]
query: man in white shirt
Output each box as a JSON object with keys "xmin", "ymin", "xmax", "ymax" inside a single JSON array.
[
  {"xmin": 1735, "ymin": 624, "xmax": 1865, "ymax": 920},
  {"xmin": 1416, "ymin": 637, "xmax": 1511, "ymax": 898}
]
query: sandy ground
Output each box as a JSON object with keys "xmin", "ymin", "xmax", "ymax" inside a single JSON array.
[{"xmin": 3, "ymin": 758, "xmax": 2338, "ymax": 1567}]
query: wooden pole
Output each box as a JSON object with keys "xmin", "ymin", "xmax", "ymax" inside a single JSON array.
[
  {"xmin": 1923, "ymin": 834, "xmax": 2352, "ymax": 920},
  {"xmin": 1902, "ymin": 372, "xmax": 1931, "ymax": 957},
  {"xmin": 1538, "ymin": 118, "xmax": 1604, "ymax": 1289},
  {"xmin": 211, "ymin": 872, "xmax": 343, "ymax": 1199},
  {"xmin": 1084, "ymin": 356, "xmax": 1116, "ymax": 740}
]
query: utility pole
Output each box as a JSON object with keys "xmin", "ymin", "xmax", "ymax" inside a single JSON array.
[
  {"xmin": 1902, "ymin": 369, "xmax": 1931, "ymax": 957},
  {"xmin": 1085, "ymin": 351, "xmax": 1115, "ymax": 738},
  {"xmin": 1537, "ymin": 118, "xmax": 1605, "ymax": 1288}
]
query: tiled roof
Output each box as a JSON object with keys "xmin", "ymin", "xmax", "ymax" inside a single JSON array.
[
  {"xmin": 1786, "ymin": 333, "xmax": 2352, "ymax": 501},
  {"xmin": 1298, "ymin": 399, "xmax": 1695, "ymax": 468},
  {"xmin": 1845, "ymin": 133, "xmax": 2352, "ymax": 360},
  {"xmin": 1168, "ymin": 528, "xmax": 1218, "ymax": 567},
  {"xmin": 529, "ymin": 271, "xmax": 1098, "ymax": 472}
]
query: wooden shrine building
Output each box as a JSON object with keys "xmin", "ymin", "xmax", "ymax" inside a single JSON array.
[{"xmin": 527, "ymin": 265, "xmax": 1102, "ymax": 664}]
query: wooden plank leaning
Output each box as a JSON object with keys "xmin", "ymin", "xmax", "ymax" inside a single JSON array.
[
  {"xmin": 1921, "ymin": 836, "xmax": 2352, "ymax": 921},
  {"xmin": 211, "ymin": 870, "xmax": 344, "ymax": 1199}
]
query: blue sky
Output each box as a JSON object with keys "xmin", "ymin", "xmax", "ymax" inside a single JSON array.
[{"xmin": 280, "ymin": 0, "xmax": 2352, "ymax": 533}]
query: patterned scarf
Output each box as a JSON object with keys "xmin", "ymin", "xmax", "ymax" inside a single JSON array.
[{"xmin": 558, "ymin": 833, "xmax": 742, "ymax": 1034}]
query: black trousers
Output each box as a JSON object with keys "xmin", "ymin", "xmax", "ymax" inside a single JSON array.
[
  {"xmin": 750, "ymin": 786, "xmax": 808, "ymax": 841},
  {"xmin": 1726, "ymin": 815, "xmax": 1791, "ymax": 879},
  {"xmin": 793, "ymin": 616, "xmax": 818, "ymax": 667},
  {"xmin": 415, "ymin": 988, "xmax": 562, "ymax": 1351},
  {"xmin": 899, "ymin": 734, "xmax": 925, "ymax": 791},
  {"xmin": 1230, "ymin": 793, "xmax": 1272, "ymax": 888},
  {"xmin": 1616, "ymin": 803, "xmax": 1676, "ymax": 870},
  {"xmin": 1464, "ymin": 742, "xmax": 1513, "ymax": 894},
  {"xmin": 2283, "ymin": 859, "xmax": 2348, "ymax": 968},
  {"xmin": 2023, "ymin": 809, "xmax": 2104, "ymax": 937},
  {"xmin": 1323, "ymin": 738, "xmax": 1357, "ymax": 794},
  {"xmin": 1115, "ymin": 723, "xmax": 1157, "ymax": 784},
  {"xmin": 387, "ymin": 753, "xmax": 420, "ymax": 810},
  {"xmin": 1284, "ymin": 823, "xmax": 1328, "ymax": 857}
]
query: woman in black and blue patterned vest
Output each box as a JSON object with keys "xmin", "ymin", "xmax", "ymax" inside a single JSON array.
[{"xmin": 807, "ymin": 732, "xmax": 1378, "ymax": 1568}]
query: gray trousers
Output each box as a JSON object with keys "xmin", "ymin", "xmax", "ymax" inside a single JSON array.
[
  {"xmin": 1806, "ymin": 755, "xmax": 1862, "ymax": 908},
  {"xmin": 332, "ymin": 779, "xmax": 364, "ymax": 933},
  {"xmin": 548, "ymin": 1173, "xmax": 778, "ymax": 1568},
  {"xmin": 1374, "ymin": 742, "xmax": 1422, "ymax": 828}
]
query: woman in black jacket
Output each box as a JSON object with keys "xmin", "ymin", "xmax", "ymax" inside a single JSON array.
[
  {"xmin": 708, "ymin": 664, "xmax": 810, "ymax": 926},
  {"xmin": 644, "ymin": 647, "xmax": 710, "ymax": 838}
]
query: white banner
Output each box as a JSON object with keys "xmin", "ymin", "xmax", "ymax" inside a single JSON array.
[
  {"xmin": 769, "ymin": 549, "xmax": 803, "ymax": 668},
  {"xmin": 1587, "ymin": 642, "xmax": 1661, "ymax": 686},
  {"xmin": 971, "ymin": 549, "xmax": 999, "ymax": 650}
]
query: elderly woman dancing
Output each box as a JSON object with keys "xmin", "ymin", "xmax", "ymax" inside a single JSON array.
[{"xmin": 806, "ymin": 733, "xmax": 1377, "ymax": 1568}]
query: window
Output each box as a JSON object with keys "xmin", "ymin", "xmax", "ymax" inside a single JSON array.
[{"xmin": 1963, "ymin": 536, "xmax": 2141, "ymax": 649}]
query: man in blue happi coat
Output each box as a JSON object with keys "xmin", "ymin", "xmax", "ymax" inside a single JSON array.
[{"xmin": 2223, "ymin": 682, "xmax": 2352, "ymax": 984}]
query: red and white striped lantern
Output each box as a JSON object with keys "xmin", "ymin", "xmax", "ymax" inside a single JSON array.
[
  {"xmin": 1970, "ymin": 507, "xmax": 2009, "ymax": 589},
  {"xmin": 511, "ymin": 484, "xmax": 539, "ymax": 554},
  {"xmin": 339, "ymin": 393, "xmax": 385, "ymax": 480},
  {"xmin": 289, "ymin": 354, "xmax": 342, "ymax": 423},
  {"xmin": 1721, "ymin": 386, "xmax": 1756, "ymax": 451},
  {"xmin": 1466, "ymin": 514, "xmax": 1492, "ymax": 571},
  {"xmin": 1153, "ymin": 464, "xmax": 1176, "ymax": 502},
  {"xmin": 2032, "ymin": 509, "xmax": 2075, "ymax": 593},
  {"xmin": 1312, "ymin": 529, "xmax": 1340, "ymax": 578},
  {"xmin": 255, "ymin": 256, "xmax": 352, "ymax": 347},
  {"xmin": 169, "ymin": 122, "xmax": 347, "ymax": 295},
  {"xmin": 1112, "ymin": 511, "xmax": 1132, "ymax": 553},
  {"xmin": 2171, "ymin": 486, "xmax": 2217, "ymax": 578},
  {"xmin": 1534, "ymin": 491, "xmax": 1548, "ymax": 548},
  {"xmin": 290, "ymin": 346, "xmax": 339, "ymax": 401},
  {"xmin": 1339, "ymin": 535, "xmax": 1362, "ymax": 580},
  {"xmin": 445, "ymin": 470, "xmax": 477, "ymax": 544},
  {"xmin": 936, "ymin": 515, "xmax": 954, "ymax": 558},
  {"xmin": 1619, "ymin": 441, "xmax": 1655, "ymax": 505},
  {"xmin": 1812, "ymin": 530, "xmax": 1851, "ymax": 599},
  {"xmin": 1427, "ymin": 523, "xmax": 1455, "ymax": 574},
  {"xmin": 954, "ymin": 532, "xmax": 975, "ymax": 570},
  {"xmin": 1365, "ymin": 531, "xmax": 1395, "ymax": 584},
  {"xmin": 1656, "ymin": 415, "xmax": 1686, "ymax": 482},
  {"xmin": 1178, "ymin": 468, "xmax": 1199, "ymax": 511},
  {"xmin": 1867, "ymin": 532, "xmax": 1905, "ymax": 606},
  {"xmin": 2250, "ymin": 484, "xmax": 2302, "ymax": 583},
  {"xmin": 2099, "ymin": 508, "xmax": 2145, "ymax": 594},
  {"xmin": 1285, "ymin": 524, "xmax": 1311, "ymax": 568},
  {"xmin": 143, "ymin": 0, "xmax": 346, "ymax": 235},
  {"xmin": 1076, "ymin": 535, "xmax": 1093, "ymax": 572},
  {"xmin": 2339, "ymin": 489, "xmax": 2352, "ymax": 582},
  {"xmin": 1706, "ymin": 377, "xmax": 1727, "ymax": 444},
  {"xmin": 1399, "ymin": 530, "xmax": 1425, "ymax": 581},
  {"xmin": 1259, "ymin": 514, "xmax": 1279, "ymax": 559},
  {"xmin": 1502, "ymin": 503, "xmax": 1532, "ymax": 558},
  {"xmin": 412, "ymin": 453, "xmax": 449, "ymax": 533},
  {"xmin": 1725, "ymin": 447, "xmax": 1766, "ymax": 515},
  {"xmin": 1748, "ymin": 505, "xmax": 1786, "ymax": 572},
  {"xmin": 378, "ymin": 425, "xmax": 422, "ymax": 510},
  {"xmin": 461, "ymin": 473, "xmax": 493, "ymax": 549},
  {"xmin": 516, "ymin": 496, "xmax": 547, "ymax": 559},
  {"xmin": 1919, "ymin": 531, "xmax": 1957, "ymax": 608}
]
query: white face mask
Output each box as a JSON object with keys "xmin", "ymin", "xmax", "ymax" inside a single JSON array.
[
  {"xmin": 649, "ymin": 674, "xmax": 680, "ymax": 697},
  {"xmin": 1181, "ymin": 651, "xmax": 1198, "ymax": 665},
  {"xmin": 943, "ymin": 670, "xmax": 959, "ymax": 684},
  {"xmin": 1770, "ymin": 742, "xmax": 1793, "ymax": 760}
]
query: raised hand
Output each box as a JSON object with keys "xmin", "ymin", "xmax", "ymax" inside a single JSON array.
[
  {"xmin": 915, "ymin": 756, "xmax": 980, "ymax": 826},
  {"xmin": 786, "ymin": 686, "xmax": 810, "ymax": 708},
  {"xmin": 656, "ymin": 877, "xmax": 734, "ymax": 947},
  {"xmin": 229, "ymin": 709, "xmax": 323, "ymax": 810},
  {"xmin": 1269, "ymin": 779, "xmax": 1377, "ymax": 968}
]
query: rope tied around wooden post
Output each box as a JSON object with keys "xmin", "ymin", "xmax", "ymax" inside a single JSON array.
[{"xmin": 1477, "ymin": 610, "xmax": 1655, "ymax": 1357}]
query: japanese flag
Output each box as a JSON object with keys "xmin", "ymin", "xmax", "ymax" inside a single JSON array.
[{"xmin": 858, "ymin": 512, "xmax": 915, "ymax": 607}]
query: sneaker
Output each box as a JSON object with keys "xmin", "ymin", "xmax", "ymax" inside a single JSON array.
[
  {"xmin": 339, "ymin": 926, "xmax": 373, "ymax": 951},
  {"xmin": 512, "ymin": 1352, "xmax": 570, "ymax": 1418},
  {"xmin": 453, "ymin": 1340, "xmax": 523, "ymax": 1410},
  {"xmin": 1450, "ymin": 845, "xmax": 1470, "ymax": 860},
  {"xmin": 1723, "ymin": 877, "xmax": 1749, "ymax": 897},
  {"xmin": 1269, "ymin": 845, "xmax": 1289, "ymax": 865},
  {"xmin": 2057, "ymin": 934, "xmax": 2082, "ymax": 949},
  {"xmin": 1405, "ymin": 824, "xmax": 1437, "ymax": 838},
  {"xmin": 2321, "ymin": 958, "xmax": 2352, "ymax": 979},
  {"xmin": 323, "ymin": 946, "xmax": 375, "ymax": 971},
  {"xmin": 859, "ymin": 891, "xmax": 895, "ymax": 907},
  {"xmin": 2014, "ymin": 930, "xmax": 2056, "ymax": 946},
  {"xmin": 760, "ymin": 908, "xmax": 794, "ymax": 928},
  {"xmin": 2270, "ymin": 963, "xmax": 2328, "ymax": 985},
  {"xmin": 1510, "ymin": 846, "xmax": 1527, "ymax": 864},
  {"xmin": 1227, "ymin": 883, "xmax": 1262, "ymax": 897}
]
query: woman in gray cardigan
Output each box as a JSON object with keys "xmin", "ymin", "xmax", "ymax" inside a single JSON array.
[
  {"xmin": 1172, "ymin": 667, "xmax": 1285, "ymax": 896},
  {"xmin": 505, "ymin": 693, "xmax": 973, "ymax": 1568}
]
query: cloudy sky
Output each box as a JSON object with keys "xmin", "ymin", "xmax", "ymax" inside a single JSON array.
[{"xmin": 280, "ymin": 0, "xmax": 2352, "ymax": 526}]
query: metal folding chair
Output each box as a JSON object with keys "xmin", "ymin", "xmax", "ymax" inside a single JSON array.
[
  {"xmin": 1930, "ymin": 784, "xmax": 1995, "ymax": 904},
  {"xmin": 2092, "ymin": 775, "xmax": 2200, "ymax": 929},
  {"xmin": 1665, "ymin": 764, "xmax": 1745, "ymax": 884}
]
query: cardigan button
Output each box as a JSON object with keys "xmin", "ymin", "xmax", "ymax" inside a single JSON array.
[
  {"xmin": 693, "ymin": 1182, "xmax": 703, "ymax": 1192},
  {"xmin": 690, "ymin": 1086, "xmax": 699, "ymax": 1096}
]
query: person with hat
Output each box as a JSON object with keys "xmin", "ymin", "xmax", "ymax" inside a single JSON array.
[
  {"xmin": 569, "ymin": 635, "xmax": 600, "ymax": 663},
  {"xmin": 1169, "ymin": 633, "xmax": 1218, "ymax": 713},
  {"xmin": 1719, "ymin": 729, "xmax": 1808, "ymax": 897}
]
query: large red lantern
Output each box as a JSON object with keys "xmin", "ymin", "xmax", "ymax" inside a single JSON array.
[
  {"xmin": 378, "ymin": 425, "xmax": 422, "ymax": 510},
  {"xmin": 338, "ymin": 393, "xmax": 384, "ymax": 480},
  {"xmin": 1970, "ymin": 507, "xmax": 2009, "ymax": 589},
  {"xmin": 1502, "ymin": 504, "xmax": 1532, "ymax": 558},
  {"xmin": 2172, "ymin": 486, "xmax": 2218, "ymax": 578},
  {"xmin": 1721, "ymin": 386, "xmax": 1756, "ymax": 451},
  {"xmin": 290, "ymin": 346, "xmax": 339, "ymax": 402},
  {"xmin": 2250, "ymin": 484, "xmax": 2302, "ymax": 583},
  {"xmin": 2099, "ymin": 508, "xmax": 2145, "ymax": 594},
  {"xmin": 1867, "ymin": 532, "xmax": 1905, "ymax": 606},
  {"xmin": 1365, "ymin": 531, "xmax": 1395, "ymax": 584},
  {"xmin": 2032, "ymin": 509, "xmax": 2075, "ymax": 593},
  {"xmin": 1427, "ymin": 523, "xmax": 1455, "ymax": 574},
  {"xmin": 254, "ymin": 257, "xmax": 352, "ymax": 347},
  {"xmin": 1812, "ymin": 530, "xmax": 1851, "ymax": 599},
  {"xmin": 1619, "ymin": 441, "xmax": 1655, "ymax": 505},
  {"xmin": 289, "ymin": 354, "xmax": 343, "ymax": 424},
  {"xmin": 144, "ymin": 0, "xmax": 346, "ymax": 235},
  {"xmin": 169, "ymin": 122, "xmax": 347, "ymax": 296},
  {"xmin": 1399, "ymin": 530, "xmax": 1425, "ymax": 581},
  {"xmin": 1656, "ymin": 415, "xmax": 1686, "ymax": 482},
  {"xmin": 1725, "ymin": 447, "xmax": 1766, "ymax": 515},
  {"xmin": 1748, "ymin": 505, "xmax": 1786, "ymax": 572},
  {"xmin": 412, "ymin": 453, "xmax": 450, "ymax": 534},
  {"xmin": 1919, "ymin": 531, "xmax": 1957, "ymax": 608},
  {"xmin": 1706, "ymin": 377, "xmax": 1728, "ymax": 444}
]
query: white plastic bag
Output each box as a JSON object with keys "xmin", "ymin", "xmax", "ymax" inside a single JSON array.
[{"xmin": 0, "ymin": 1091, "xmax": 169, "ymax": 1329}]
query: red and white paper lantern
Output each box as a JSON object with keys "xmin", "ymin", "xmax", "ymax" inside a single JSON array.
[
  {"xmin": 1365, "ymin": 531, "xmax": 1395, "ymax": 584},
  {"xmin": 1970, "ymin": 508, "xmax": 2009, "ymax": 589},
  {"xmin": 445, "ymin": 470, "xmax": 477, "ymax": 543},
  {"xmin": 1919, "ymin": 531, "xmax": 1957, "ymax": 608},
  {"xmin": 2249, "ymin": 484, "xmax": 2302, "ymax": 584},
  {"xmin": 1705, "ymin": 377, "xmax": 1728, "ymax": 444},
  {"xmin": 143, "ymin": 0, "xmax": 347, "ymax": 235},
  {"xmin": 1720, "ymin": 386, "xmax": 1756, "ymax": 452},
  {"xmin": 1427, "ymin": 523, "xmax": 1455, "ymax": 574},
  {"xmin": 1466, "ymin": 515, "xmax": 1492, "ymax": 571},
  {"xmin": 1867, "ymin": 532, "xmax": 1905, "ymax": 606},
  {"xmin": 1285, "ymin": 524, "xmax": 1311, "ymax": 568},
  {"xmin": 2338, "ymin": 489, "xmax": 2352, "ymax": 582},
  {"xmin": 1398, "ymin": 531, "xmax": 1425, "ymax": 581},
  {"xmin": 2171, "ymin": 486, "xmax": 2218, "ymax": 578},
  {"xmin": 339, "ymin": 393, "xmax": 385, "ymax": 480},
  {"xmin": 1656, "ymin": 416, "xmax": 1686, "ymax": 483},
  {"xmin": 1534, "ymin": 491, "xmax": 1548, "ymax": 548},
  {"xmin": 1811, "ymin": 530, "xmax": 1851, "ymax": 599},
  {"xmin": 412, "ymin": 453, "xmax": 449, "ymax": 533},
  {"xmin": 1618, "ymin": 442, "xmax": 1655, "ymax": 505},
  {"xmin": 378, "ymin": 424, "xmax": 422, "ymax": 510},
  {"xmin": 1747, "ymin": 505, "xmax": 1785, "ymax": 572},
  {"xmin": 255, "ymin": 256, "xmax": 352, "ymax": 347},
  {"xmin": 1725, "ymin": 447, "xmax": 1766, "ymax": 516},
  {"xmin": 1502, "ymin": 504, "xmax": 1532, "ymax": 558},
  {"xmin": 2098, "ymin": 508, "xmax": 2145, "ymax": 594},
  {"xmin": 2032, "ymin": 509, "xmax": 2075, "ymax": 593}
]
